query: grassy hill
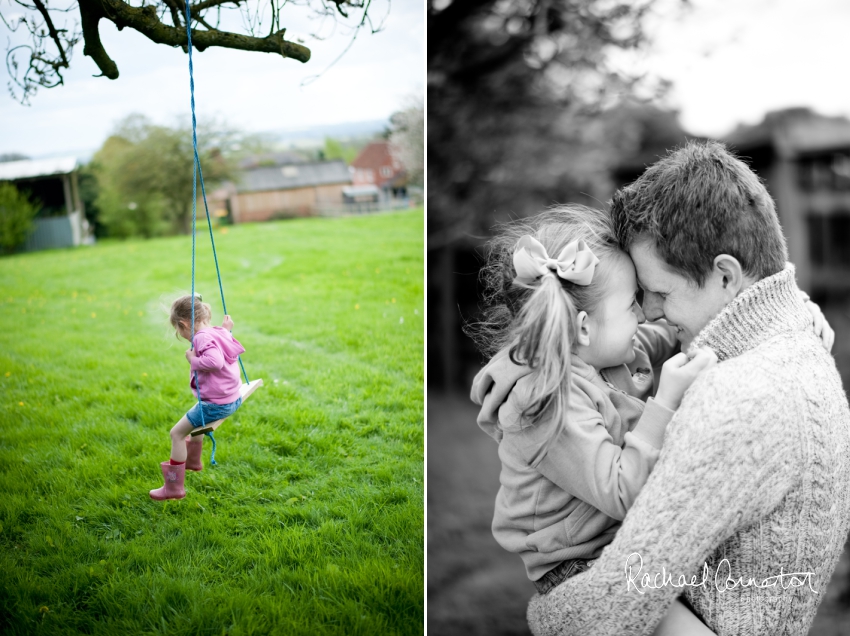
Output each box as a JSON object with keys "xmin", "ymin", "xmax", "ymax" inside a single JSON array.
[{"xmin": 0, "ymin": 210, "xmax": 424, "ymax": 635}]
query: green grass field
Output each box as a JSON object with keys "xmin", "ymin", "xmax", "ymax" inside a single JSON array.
[{"xmin": 0, "ymin": 210, "xmax": 424, "ymax": 635}]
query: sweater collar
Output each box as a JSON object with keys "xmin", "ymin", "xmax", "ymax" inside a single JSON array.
[{"xmin": 690, "ymin": 264, "xmax": 810, "ymax": 361}]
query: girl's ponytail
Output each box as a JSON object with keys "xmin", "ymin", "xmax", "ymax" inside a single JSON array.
[
  {"xmin": 510, "ymin": 272, "xmax": 577, "ymax": 451},
  {"xmin": 468, "ymin": 204, "xmax": 621, "ymax": 453}
]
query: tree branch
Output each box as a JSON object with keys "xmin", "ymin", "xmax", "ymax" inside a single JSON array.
[
  {"xmin": 192, "ymin": 12, "xmax": 216, "ymax": 32},
  {"xmin": 6, "ymin": 0, "xmax": 380, "ymax": 100},
  {"xmin": 162, "ymin": 0, "xmax": 184, "ymax": 29},
  {"xmin": 30, "ymin": 0, "xmax": 70, "ymax": 67},
  {"xmin": 76, "ymin": 0, "xmax": 310, "ymax": 80},
  {"xmin": 188, "ymin": 0, "xmax": 241, "ymax": 16},
  {"xmin": 301, "ymin": 0, "xmax": 369, "ymax": 85},
  {"xmin": 78, "ymin": 0, "xmax": 119, "ymax": 78}
]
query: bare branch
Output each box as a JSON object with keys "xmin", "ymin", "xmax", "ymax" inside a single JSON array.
[
  {"xmin": 4, "ymin": 0, "xmax": 81, "ymax": 102},
  {"xmin": 161, "ymin": 0, "xmax": 184, "ymax": 28},
  {"xmin": 268, "ymin": 0, "xmax": 276, "ymax": 37},
  {"xmin": 197, "ymin": 16, "xmax": 216, "ymax": 30},
  {"xmin": 76, "ymin": 0, "xmax": 309, "ymax": 81},
  {"xmin": 3, "ymin": 0, "xmax": 384, "ymax": 101},
  {"xmin": 330, "ymin": 0, "xmax": 349, "ymax": 18},
  {"xmin": 30, "ymin": 0, "xmax": 70, "ymax": 67},
  {"xmin": 301, "ymin": 0, "xmax": 371, "ymax": 85},
  {"xmin": 188, "ymin": 0, "xmax": 241, "ymax": 15}
]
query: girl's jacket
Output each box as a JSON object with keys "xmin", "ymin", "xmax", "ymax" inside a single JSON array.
[
  {"xmin": 470, "ymin": 321, "xmax": 679, "ymax": 581},
  {"xmin": 189, "ymin": 326, "xmax": 246, "ymax": 404}
]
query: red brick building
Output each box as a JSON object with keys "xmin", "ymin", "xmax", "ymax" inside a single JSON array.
[{"xmin": 350, "ymin": 141, "xmax": 407, "ymax": 199}]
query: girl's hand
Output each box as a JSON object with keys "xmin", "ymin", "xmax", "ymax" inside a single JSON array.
[
  {"xmin": 655, "ymin": 347, "xmax": 718, "ymax": 411},
  {"xmin": 185, "ymin": 348, "xmax": 195, "ymax": 363},
  {"xmin": 222, "ymin": 315, "xmax": 234, "ymax": 331}
]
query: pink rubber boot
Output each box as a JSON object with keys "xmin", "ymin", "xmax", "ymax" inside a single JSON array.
[
  {"xmin": 185, "ymin": 435, "xmax": 204, "ymax": 472},
  {"xmin": 149, "ymin": 462, "xmax": 186, "ymax": 500}
]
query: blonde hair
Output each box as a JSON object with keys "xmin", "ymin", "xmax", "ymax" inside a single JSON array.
[
  {"xmin": 470, "ymin": 204, "xmax": 627, "ymax": 447},
  {"xmin": 170, "ymin": 294, "xmax": 211, "ymax": 338}
]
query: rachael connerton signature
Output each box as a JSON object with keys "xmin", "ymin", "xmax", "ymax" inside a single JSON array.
[{"xmin": 624, "ymin": 553, "xmax": 818, "ymax": 594}]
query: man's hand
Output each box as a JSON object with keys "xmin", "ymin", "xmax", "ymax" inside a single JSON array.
[
  {"xmin": 655, "ymin": 347, "xmax": 718, "ymax": 411},
  {"xmin": 222, "ymin": 315, "xmax": 234, "ymax": 331},
  {"xmin": 804, "ymin": 299, "xmax": 835, "ymax": 352},
  {"xmin": 185, "ymin": 348, "xmax": 195, "ymax": 363}
]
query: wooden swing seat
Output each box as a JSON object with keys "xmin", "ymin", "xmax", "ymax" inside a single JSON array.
[{"xmin": 189, "ymin": 378, "xmax": 263, "ymax": 437}]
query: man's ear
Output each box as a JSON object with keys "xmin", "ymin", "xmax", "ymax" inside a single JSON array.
[
  {"xmin": 575, "ymin": 310, "xmax": 591, "ymax": 347},
  {"xmin": 713, "ymin": 254, "xmax": 746, "ymax": 297}
]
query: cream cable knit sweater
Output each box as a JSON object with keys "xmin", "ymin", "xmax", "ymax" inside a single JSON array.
[{"xmin": 527, "ymin": 265, "xmax": 850, "ymax": 636}]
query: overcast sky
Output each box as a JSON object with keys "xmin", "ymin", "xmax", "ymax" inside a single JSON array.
[
  {"xmin": 0, "ymin": 0, "xmax": 424, "ymax": 159},
  {"xmin": 2, "ymin": 0, "xmax": 848, "ymax": 159},
  {"xmin": 615, "ymin": 0, "xmax": 850, "ymax": 138}
]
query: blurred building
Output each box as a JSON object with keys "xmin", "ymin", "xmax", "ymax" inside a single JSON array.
[
  {"xmin": 725, "ymin": 107, "xmax": 850, "ymax": 300},
  {"xmin": 214, "ymin": 159, "xmax": 352, "ymax": 222},
  {"xmin": 351, "ymin": 141, "xmax": 408, "ymax": 200},
  {"xmin": 0, "ymin": 156, "xmax": 90, "ymax": 251}
]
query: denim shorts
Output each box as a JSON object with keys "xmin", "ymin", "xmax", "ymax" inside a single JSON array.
[
  {"xmin": 186, "ymin": 397, "xmax": 242, "ymax": 428},
  {"xmin": 534, "ymin": 558, "xmax": 594, "ymax": 594}
]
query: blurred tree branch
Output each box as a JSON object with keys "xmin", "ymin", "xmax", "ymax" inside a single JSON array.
[{"xmin": 427, "ymin": 0, "xmax": 686, "ymax": 250}]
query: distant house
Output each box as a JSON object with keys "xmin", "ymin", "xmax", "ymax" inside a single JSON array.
[
  {"xmin": 221, "ymin": 160, "xmax": 352, "ymax": 222},
  {"xmin": 724, "ymin": 107, "xmax": 850, "ymax": 298},
  {"xmin": 350, "ymin": 141, "xmax": 407, "ymax": 199},
  {"xmin": 341, "ymin": 184, "xmax": 381, "ymax": 205},
  {"xmin": 0, "ymin": 157, "xmax": 89, "ymax": 251}
]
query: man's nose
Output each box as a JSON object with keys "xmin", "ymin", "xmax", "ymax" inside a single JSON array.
[{"xmin": 641, "ymin": 294, "xmax": 664, "ymax": 321}]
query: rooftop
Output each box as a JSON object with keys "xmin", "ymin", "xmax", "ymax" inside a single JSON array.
[
  {"xmin": 238, "ymin": 151, "xmax": 308, "ymax": 169},
  {"xmin": 236, "ymin": 160, "xmax": 351, "ymax": 193},
  {"xmin": 351, "ymin": 141, "xmax": 402, "ymax": 171},
  {"xmin": 0, "ymin": 156, "xmax": 78, "ymax": 181},
  {"xmin": 724, "ymin": 108, "xmax": 850, "ymax": 156}
]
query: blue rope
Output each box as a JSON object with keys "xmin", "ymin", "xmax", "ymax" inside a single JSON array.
[
  {"xmin": 188, "ymin": 53, "xmax": 205, "ymax": 436},
  {"xmin": 207, "ymin": 431, "xmax": 217, "ymax": 465},
  {"xmin": 184, "ymin": 3, "xmax": 251, "ymax": 466},
  {"xmin": 185, "ymin": 6, "xmax": 215, "ymax": 465},
  {"xmin": 184, "ymin": 4, "xmax": 249, "ymax": 387}
]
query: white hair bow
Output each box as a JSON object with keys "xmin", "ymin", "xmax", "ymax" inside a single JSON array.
[{"xmin": 513, "ymin": 235, "xmax": 600, "ymax": 286}]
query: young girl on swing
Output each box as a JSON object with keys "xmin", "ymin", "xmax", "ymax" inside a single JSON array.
[
  {"xmin": 150, "ymin": 294, "xmax": 246, "ymax": 501},
  {"xmin": 470, "ymin": 205, "xmax": 719, "ymax": 634}
]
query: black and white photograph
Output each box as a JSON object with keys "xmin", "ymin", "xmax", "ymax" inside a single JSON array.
[{"xmin": 428, "ymin": 1, "xmax": 850, "ymax": 635}]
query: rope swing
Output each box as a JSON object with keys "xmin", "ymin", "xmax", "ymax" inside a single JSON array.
[{"xmin": 184, "ymin": 4, "xmax": 262, "ymax": 464}]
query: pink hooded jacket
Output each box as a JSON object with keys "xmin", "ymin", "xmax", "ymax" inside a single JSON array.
[{"xmin": 189, "ymin": 326, "xmax": 246, "ymax": 404}]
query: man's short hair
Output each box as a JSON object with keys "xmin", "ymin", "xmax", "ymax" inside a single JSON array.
[{"xmin": 610, "ymin": 140, "xmax": 788, "ymax": 286}]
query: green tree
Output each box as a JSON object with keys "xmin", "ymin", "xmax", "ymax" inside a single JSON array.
[
  {"xmin": 323, "ymin": 137, "xmax": 361, "ymax": 164},
  {"xmin": 0, "ymin": 182, "xmax": 40, "ymax": 252},
  {"xmin": 91, "ymin": 114, "xmax": 234, "ymax": 238}
]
